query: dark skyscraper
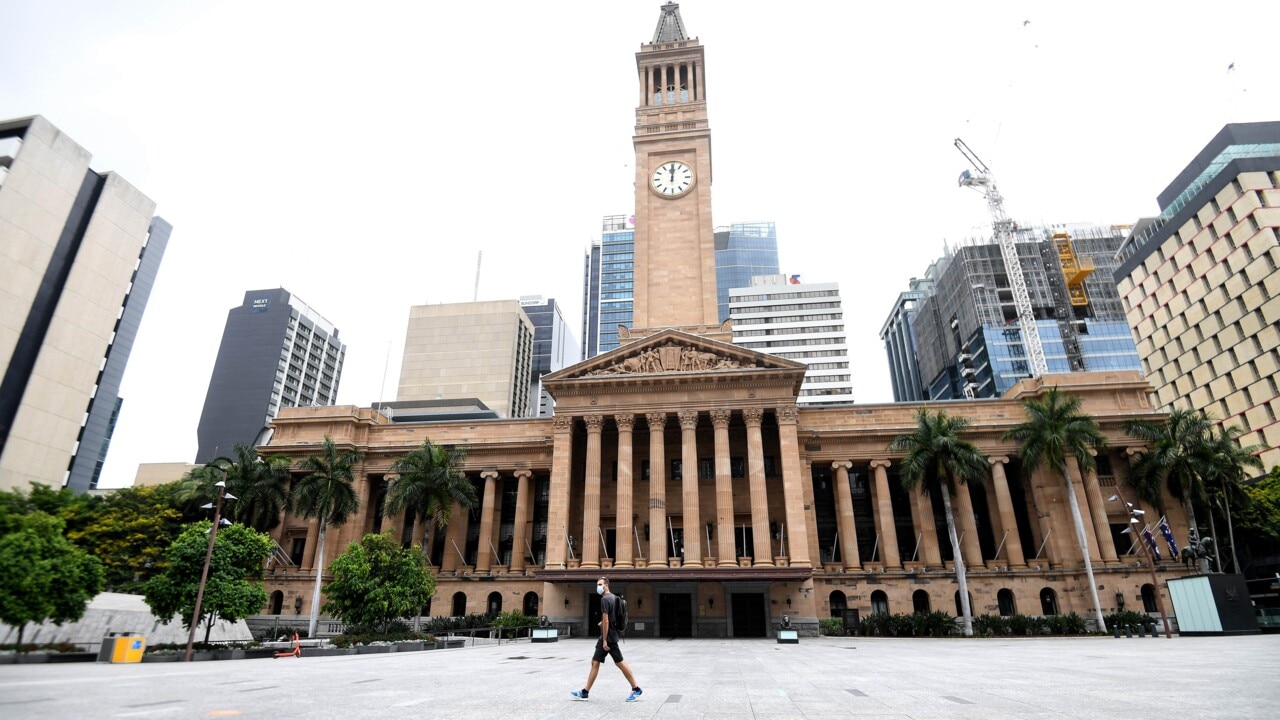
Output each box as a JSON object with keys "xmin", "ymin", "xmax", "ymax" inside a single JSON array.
[{"xmin": 196, "ymin": 289, "xmax": 344, "ymax": 463}]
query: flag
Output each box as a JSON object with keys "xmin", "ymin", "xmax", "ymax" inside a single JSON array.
[
  {"xmin": 1158, "ymin": 516, "xmax": 1180, "ymax": 559},
  {"xmin": 1142, "ymin": 526, "xmax": 1161, "ymax": 561},
  {"xmin": 788, "ymin": 275, "xmax": 801, "ymax": 284}
]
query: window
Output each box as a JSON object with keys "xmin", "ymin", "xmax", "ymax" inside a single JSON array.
[
  {"xmin": 871, "ymin": 590, "xmax": 889, "ymax": 616},
  {"xmin": 912, "ymin": 590, "xmax": 931, "ymax": 614},
  {"xmin": 1141, "ymin": 584, "xmax": 1157, "ymax": 613},
  {"xmin": 1040, "ymin": 588, "xmax": 1059, "ymax": 616},
  {"xmin": 998, "ymin": 589, "xmax": 1017, "ymax": 617}
]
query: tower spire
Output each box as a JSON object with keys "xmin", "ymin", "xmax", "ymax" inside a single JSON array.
[{"xmin": 651, "ymin": 3, "xmax": 689, "ymax": 43}]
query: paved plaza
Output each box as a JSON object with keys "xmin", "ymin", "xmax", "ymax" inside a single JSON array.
[{"xmin": 1, "ymin": 634, "xmax": 1277, "ymax": 719}]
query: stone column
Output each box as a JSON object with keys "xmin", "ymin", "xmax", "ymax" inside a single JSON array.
[
  {"xmin": 909, "ymin": 488, "xmax": 943, "ymax": 567},
  {"xmin": 711, "ymin": 409, "xmax": 736, "ymax": 566},
  {"xmin": 510, "ymin": 469, "xmax": 533, "ymax": 573},
  {"xmin": 302, "ymin": 519, "xmax": 320, "ymax": 571},
  {"xmin": 678, "ymin": 409, "xmax": 702, "ymax": 567},
  {"xmin": 1027, "ymin": 467, "xmax": 1064, "ymax": 567},
  {"xmin": 615, "ymin": 414, "xmax": 635, "ymax": 568},
  {"xmin": 1081, "ymin": 453, "xmax": 1120, "ymax": 565},
  {"xmin": 1065, "ymin": 456, "xmax": 1102, "ymax": 565},
  {"xmin": 869, "ymin": 460, "xmax": 901, "ymax": 568},
  {"xmin": 988, "ymin": 456, "xmax": 1026, "ymax": 568},
  {"xmin": 639, "ymin": 65, "xmax": 647, "ymax": 106},
  {"xmin": 441, "ymin": 500, "xmax": 468, "ymax": 573},
  {"xmin": 581, "ymin": 414, "xmax": 604, "ymax": 570},
  {"xmin": 696, "ymin": 60, "xmax": 705, "ymax": 100},
  {"xmin": 477, "ymin": 470, "xmax": 501, "ymax": 573},
  {"xmin": 744, "ymin": 408, "xmax": 773, "ymax": 566},
  {"xmin": 646, "ymin": 412, "xmax": 668, "ymax": 566},
  {"xmin": 776, "ymin": 406, "xmax": 812, "ymax": 568},
  {"xmin": 545, "ymin": 415, "xmax": 574, "ymax": 569},
  {"xmin": 832, "ymin": 461, "xmax": 861, "ymax": 570},
  {"xmin": 952, "ymin": 479, "xmax": 984, "ymax": 567}
]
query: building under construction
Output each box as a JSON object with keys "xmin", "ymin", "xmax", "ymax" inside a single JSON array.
[{"xmin": 908, "ymin": 224, "xmax": 1143, "ymax": 400}]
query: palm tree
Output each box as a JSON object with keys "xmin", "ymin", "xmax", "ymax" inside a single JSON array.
[
  {"xmin": 292, "ymin": 436, "xmax": 363, "ymax": 638},
  {"xmin": 171, "ymin": 459, "xmax": 233, "ymax": 522},
  {"xmin": 889, "ymin": 408, "xmax": 989, "ymax": 636},
  {"xmin": 224, "ymin": 443, "xmax": 292, "ymax": 533},
  {"xmin": 1004, "ymin": 387, "xmax": 1107, "ymax": 630},
  {"xmin": 384, "ymin": 440, "xmax": 476, "ymax": 564},
  {"xmin": 1124, "ymin": 408, "xmax": 1215, "ymax": 543},
  {"xmin": 1195, "ymin": 425, "xmax": 1264, "ymax": 573}
]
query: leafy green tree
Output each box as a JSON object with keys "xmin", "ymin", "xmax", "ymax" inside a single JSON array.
[
  {"xmin": 1004, "ymin": 387, "xmax": 1108, "ymax": 630},
  {"xmin": 66, "ymin": 483, "xmax": 184, "ymax": 593},
  {"xmin": 1125, "ymin": 408, "xmax": 1214, "ymax": 537},
  {"xmin": 222, "ymin": 443, "xmax": 292, "ymax": 532},
  {"xmin": 0, "ymin": 512, "xmax": 104, "ymax": 650},
  {"xmin": 292, "ymin": 436, "xmax": 363, "ymax": 637},
  {"xmin": 1196, "ymin": 425, "xmax": 1264, "ymax": 572},
  {"xmin": 889, "ymin": 408, "xmax": 988, "ymax": 636},
  {"xmin": 143, "ymin": 521, "xmax": 272, "ymax": 643},
  {"xmin": 1236, "ymin": 466, "xmax": 1280, "ymax": 543},
  {"xmin": 0, "ymin": 483, "xmax": 101, "ymax": 536},
  {"xmin": 322, "ymin": 532, "xmax": 436, "ymax": 634},
  {"xmin": 384, "ymin": 440, "xmax": 475, "ymax": 562}
]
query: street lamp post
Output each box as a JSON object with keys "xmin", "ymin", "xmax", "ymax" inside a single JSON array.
[
  {"xmin": 184, "ymin": 480, "xmax": 235, "ymax": 661},
  {"xmin": 1109, "ymin": 494, "xmax": 1172, "ymax": 639}
]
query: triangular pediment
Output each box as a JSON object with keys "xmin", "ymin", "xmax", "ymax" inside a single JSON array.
[{"xmin": 545, "ymin": 329, "xmax": 804, "ymax": 383}]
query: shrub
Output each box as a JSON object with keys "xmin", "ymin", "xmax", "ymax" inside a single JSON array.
[
  {"xmin": 1005, "ymin": 614, "xmax": 1034, "ymax": 636},
  {"xmin": 972, "ymin": 614, "xmax": 1008, "ymax": 637},
  {"xmin": 913, "ymin": 610, "xmax": 956, "ymax": 638},
  {"xmin": 490, "ymin": 610, "xmax": 535, "ymax": 639},
  {"xmin": 1104, "ymin": 610, "xmax": 1149, "ymax": 633},
  {"xmin": 819, "ymin": 617, "xmax": 845, "ymax": 636}
]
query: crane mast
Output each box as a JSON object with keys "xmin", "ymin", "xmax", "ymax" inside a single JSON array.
[{"xmin": 954, "ymin": 138, "xmax": 1048, "ymax": 378}]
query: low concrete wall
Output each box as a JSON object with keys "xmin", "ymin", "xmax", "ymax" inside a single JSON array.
[{"xmin": 0, "ymin": 592, "xmax": 253, "ymax": 651}]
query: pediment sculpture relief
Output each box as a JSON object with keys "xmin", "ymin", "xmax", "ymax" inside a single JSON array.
[{"xmin": 588, "ymin": 342, "xmax": 754, "ymax": 375}]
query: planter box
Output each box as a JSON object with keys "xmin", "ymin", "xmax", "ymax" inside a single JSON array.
[
  {"xmin": 436, "ymin": 639, "xmax": 465, "ymax": 650},
  {"xmin": 15, "ymin": 653, "xmax": 50, "ymax": 664},
  {"xmin": 356, "ymin": 645, "xmax": 392, "ymax": 654},
  {"xmin": 567, "ymin": 560, "xmax": 581, "ymax": 569},
  {"xmin": 668, "ymin": 558, "xmax": 682, "ymax": 568},
  {"xmin": 739, "ymin": 558, "xmax": 753, "ymax": 568},
  {"xmin": 634, "ymin": 559, "xmax": 648, "ymax": 568},
  {"xmin": 774, "ymin": 556, "xmax": 789, "ymax": 567},
  {"xmin": 141, "ymin": 654, "xmax": 182, "ymax": 663},
  {"xmin": 601, "ymin": 559, "xmax": 613, "ymax": 568},
  {"xmin": 214, "ymin": 649, "xmax": 245, "ymax": 661},
  {"xmin": 306, "ymin": 647, "xmax": 356, "ymax": 657},
  {"xmin": 243, "ymin": 648, "xmax": 277, "ymax": 660},
  {"xmin": 47, "ymin": 652, "xmax": 96, "ymax": 663},
  {"xmin": 393, "ymin": 641, "xmax": 425, "ymax": 652}
]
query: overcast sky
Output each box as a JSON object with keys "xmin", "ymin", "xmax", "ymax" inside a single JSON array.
[{"xmin": 3, "ymin": 1, "xmax": 1278, "ymax": 489}]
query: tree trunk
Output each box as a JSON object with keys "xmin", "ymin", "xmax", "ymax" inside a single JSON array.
[
  {"xmin": 424, "ymin": 518, "xmax": 438, "ymax": 566},
  {"xmin": 941, "ymin": 489, "xmax": 972, "ymax": 637},
  {"xmin": 1185, "ymin": 498, "xmax": 1199, "ymax": 544},
  {"xmin": 1223, "ymin": 479, "xmax": 1240, "ymax": 573},
  {"xmin": 1061, "ymin": 469, "xmax": 1106, "ymax": 631},
  {"xmin": 308, "ymin": 521, "xmax": 328, "ymax": 638},
  {"xmin": 204, "ymin": 611, "xmax": 215, "ymax": 643},
  {"xmin": 1207, "ymin": 503, "xmax": 1223, "ymax": 571},
  {"xmin": 16, "ymin": 624, "xmax": 24, "ymax": 653}
]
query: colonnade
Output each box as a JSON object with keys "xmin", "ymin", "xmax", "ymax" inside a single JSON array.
[{"xmin": 639, "ymin": 58, "xmax": 704, "ymax": 106}]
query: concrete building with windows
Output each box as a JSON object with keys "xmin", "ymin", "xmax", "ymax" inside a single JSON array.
[
  {"xmin": 255, "ymin": 4, "xmax": 1192, "ymax": 638},
  {"xmin": 912, "ymin": 225, "xmax": 1143, "ymax": 401},
  {"xmin": 195, "ymin": 289, "xmax": 344, "ymax": 464},
  {"xmin": 0, "ymin": 116, "xmax": 171, "ymax": 493},
  {"xmin": 397, "ymin": 300, "xmax": 535, "ymax": 419},
  {"xmin": 715, "ymin": 221, "xmax": 779, "ymax": 323},
  {"xmin": 880, "ymin": 275, "xmax": 935, "ymax": 402},
  {"xmin": 520, "ymin": 295, "xmax": 580, "ymax": 417},
  {"xmin": 1114, "ymin": 122, "xmax": 1280, "ymax": 470},
  {"xmin": 730, "ymin": 275, "xmax": 854, "ymax": 406}
]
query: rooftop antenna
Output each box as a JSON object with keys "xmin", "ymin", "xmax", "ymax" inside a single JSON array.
[{"xmin": 473, "ymin": 251, "xmax": 482, "ymax": 302}]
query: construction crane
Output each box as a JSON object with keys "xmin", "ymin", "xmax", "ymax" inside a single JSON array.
[{"xmin": 954, "ymin": 138, "xmax": 1048, "ymax": 377}]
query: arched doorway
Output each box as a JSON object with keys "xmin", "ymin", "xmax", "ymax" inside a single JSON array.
[
  {"xmin": 487, "ymin": 591, "xmax": 503, "ymax": 617},
  {"xmin": 870, "ymin": 590, "xmax": 889, "ymax": 615},
  {"xmin": 269, "ymin": 591, "xmax": 283, "ymax": 615},
  {"xmin": 452, "ymin": 591, "xmax": 467, "ymax": 617},
  {"xmin": 1039, "ymin": 588, "xmax": 1059, "ymax": 616},
  {"xmin": 523, "ymin": 591, "xmax": 539, "ymax": 617},
  {"xmin": 953, "ymin": 591, "xmax": 974, "ymax": 617},
  {"xmin": 829, "ymin": 590, "xmax": 847, "ymax": 618},
  {"xmin": 1141, "ymin": 584, "xmax": 1157, "ymax": 612},
  {"xmin": 912, "ymin": 590, "xmax": 931, "ymax": 614},
  {"xmin": 997, "ymin": 588, "xmax": 1016, "ymax": 616}
]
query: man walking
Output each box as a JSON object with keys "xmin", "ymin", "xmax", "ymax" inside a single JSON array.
[{"xmin": 571, "ymin": 577, "xmax": 642, "ymax": 702}]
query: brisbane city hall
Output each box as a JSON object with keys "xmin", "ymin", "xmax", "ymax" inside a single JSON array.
[{"xmin": 259, "ymin": 4, "xmax": 1185, "ymax": 638}]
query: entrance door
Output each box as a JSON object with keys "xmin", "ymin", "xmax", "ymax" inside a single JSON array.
[
  {"xmin": 588, "ymin": 591, "xmax": 602, "ymax": 637},
  {"xmin": 658, "ymin": 593, "xmax": 692, "ymax": 637},
  {"xmin": 730, "ymin": 594, "xmax": 767, "ymax": 638}
]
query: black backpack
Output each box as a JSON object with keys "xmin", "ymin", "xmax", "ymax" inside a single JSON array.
[{"xmin": 614, "ymin": 594, "xmax": 629, "ymax": 636}]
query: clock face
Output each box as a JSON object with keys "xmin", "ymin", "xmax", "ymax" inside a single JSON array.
[{"xmin": 651, "ymin": 161, "xmax": 694, "ymax": 197}]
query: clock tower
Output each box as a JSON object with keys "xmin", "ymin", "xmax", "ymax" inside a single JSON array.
[{"xmin": 627, "ymin": 3, "xmax": 726, "ymax": 343}]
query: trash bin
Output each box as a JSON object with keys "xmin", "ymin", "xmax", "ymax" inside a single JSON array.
[
  {"xmin": 103, "ymin": 634, "xmax": 145, "ymax": 663},
  {"xmin": 97, "ymin": 634, "xmax": 120, "ymax": 663}
]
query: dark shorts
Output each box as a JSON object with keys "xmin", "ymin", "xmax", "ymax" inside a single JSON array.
[{"xmin": 592, "ymin": 635, "xmax": 623, "ymax": 663}]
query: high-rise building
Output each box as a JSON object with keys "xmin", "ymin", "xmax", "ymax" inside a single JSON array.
[
  {"xmin": 1115, "ymin": 122, "xmax": 1280, "ymax": 470},
  {"xmin": 196, "ymin": 289, "xmax": 344, "ymax": 463},
  {"xmin": 730, "ymin": 275, "xmax": 854, "ymax": 405},
  {"xmin": 913, "ymin": 225, "xmax": 1143, "ymax": 400},
  {"xmin": 581, "ymin": 214, "xmax": 635, "ymax": 358},
  {"xmin": 397, "ymin": 300, "xmax": 535, "ymax": 419},
  {"xmin": 0, "ymin": 116, "xmax": 171, "ymax": 493},
  {"xmin": 880, "ymin": 275, "xmax": 935, "ymax": 402},
  {"xmin": 714, "ymin": 221, "xmax": 779, "ymax": 322},
  {"xmin": 520, "ymin": 295, "xmax": 580, "ymax": 417}
]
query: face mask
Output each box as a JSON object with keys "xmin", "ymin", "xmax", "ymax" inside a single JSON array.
[{"xmin": 596, "ymin": 585, "xmax": 605, "ymax": 595}]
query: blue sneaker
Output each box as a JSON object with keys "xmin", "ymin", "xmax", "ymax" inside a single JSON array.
[
  {"xmin": 570, "ymin": 690, "xmax": 589, "ymax": 701},
  {"xmin": 626, "ymin": 688, "xmax": 643, "ymax": 702}
]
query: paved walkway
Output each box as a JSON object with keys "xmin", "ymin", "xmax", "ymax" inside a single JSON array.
[{"xmin": 2, "ymin": 635, "xmax": 1277, "ymax": 719}]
